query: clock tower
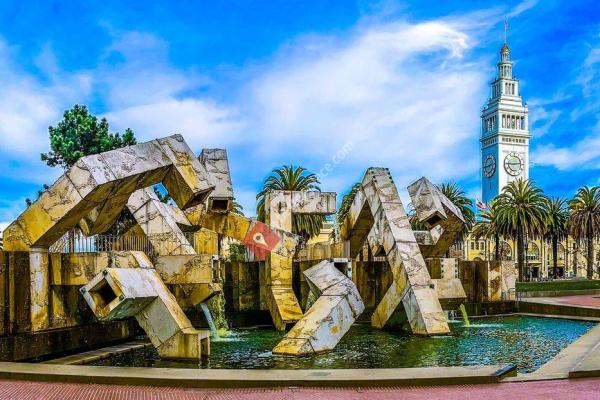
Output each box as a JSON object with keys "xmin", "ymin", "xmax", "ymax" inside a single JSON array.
[{"xmin": 481, "ymin": 35, "xmax": 530, "ymax": 204}]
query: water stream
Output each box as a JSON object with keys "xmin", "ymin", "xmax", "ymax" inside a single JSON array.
[
  {"xmin": 199, "ymin": 302, "xmax": 220, "ymax": 340},
  {"xmin": 459, "ymin": 304, "xmax": 471, "ymax": 327}
]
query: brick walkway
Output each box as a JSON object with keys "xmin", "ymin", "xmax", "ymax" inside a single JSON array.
[
  {"xmin": 554, "ymin": 295, "xmax": 600, "ymax": 308},
  {"xmin": 0, "ymin": 378, "xmax": 599, "ymax": 400}
]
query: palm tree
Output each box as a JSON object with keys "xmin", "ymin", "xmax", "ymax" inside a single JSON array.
[
  {"xmin": 573, "ymin": 240, "xmax": 580, "ymax": 277},
  {"xmin": 568, "ymin": 186, "xmax": 600, "ymax": 279},
  {"xmin": 472, "ymin": 199, "xmax": 503, "ymax": 260},
  {"xmin": 544, "ymin": 197, "xmax": 569, "ymax": 278},
  {"xmin": 496, "ymin": 179, "xmax": 548, "ymax": 282},
  {"xmin": 232, "ymin": 201, "xmax": 244, "ymax": 215},
  {"xmin": 408, "ymin": 208, "xmax": 428, "ymax": 231},
  {"xmin": 337, "ymin": 182, "xmax": 361, "ymax": 226},
  {"xmin": 437, "ymin": 183, "xmax": 476, "ymax": 238},
  {"xmin": 330, "ymin": 182, "xmax": 362, "ymax": 242},
  {"xmin": 256, "ymin": 165, "xmax": 323, "ymax": 239}
]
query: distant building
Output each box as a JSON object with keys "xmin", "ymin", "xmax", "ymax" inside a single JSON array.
[
  {"xmin": 313, "ymin": 33, "xmax": 600, "ymax": 280},
  {"xmin": 481, "ymin": 40, "xmax": 530, "ymax": 203},
  {"xmin": 466, "ymin": 36, "xmax": 599, "ymax": 279}
]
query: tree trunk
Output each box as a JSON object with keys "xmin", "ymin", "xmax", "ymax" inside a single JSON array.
[
  {"xmin": 587, "ymin": 220, "xmax": 594, "ymax": 279},
  {"xmin": 587, "ymin": 236, "xmax": 594, "ymax": 280},
  {"xmin": 573, "ymin": 241, "xmax": 578, "ymax": 277},
  {"xmin": 552, "ymin": 236, "xmax": 558, "ymax": 279},
  {"xmin": 517, "ymin": 227, "xmax": 525, "ymax": 282},
  {"xmin": 495, "ymin": 234, "xmax": 500, "ymax": 261}
]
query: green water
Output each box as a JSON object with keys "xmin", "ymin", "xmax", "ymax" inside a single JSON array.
[{"xmin": 91, "ymin": 316, "xmax": 595, "ymax": 372}]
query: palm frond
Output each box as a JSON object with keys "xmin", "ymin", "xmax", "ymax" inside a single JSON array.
[{"xmin": 256, "ymin": 165, "xmax": 324, "ymax": 239}]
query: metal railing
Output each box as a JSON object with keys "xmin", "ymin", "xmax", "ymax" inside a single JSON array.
[
  {"xmin": 49, "ymin": 229, "xmax": 198, "ymax": 257},
  {"xmin": 505, "ymin": 287, "xmax": 517, "ymax": 301}
]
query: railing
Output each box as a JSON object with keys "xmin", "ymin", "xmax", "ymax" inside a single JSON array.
[
  {"xmin": 505, "ymin": 287, "xmax": 517, "ymax": 301},
  {"xmin": 49, "ymin": 230, "xmax": 357, "ymax": 263},
  {"xmin": 49, "ymin": 229, "xmax": 198, "ymax": 258}
]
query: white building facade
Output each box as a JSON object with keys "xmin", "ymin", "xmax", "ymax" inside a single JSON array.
[{"xmin": 481, "ymin": 42, "xmax": 530, "ymax": 203}]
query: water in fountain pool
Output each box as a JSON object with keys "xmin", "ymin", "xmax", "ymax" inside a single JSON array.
[{"xmin": 89, "ymin": 315, "xmax": 595, "ymax": 372}]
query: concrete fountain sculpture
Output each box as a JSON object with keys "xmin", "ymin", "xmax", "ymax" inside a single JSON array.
[
  {"xmin": 273, "ymin": 259, "xmax": 364, "ymax": 355},
  {"xmin": 339, "ymin": 168, "xmax": 452, "ymax": 335},
  {"xmin": 2, "ymin": 133, "xmax": 503, "ymax": 363}
]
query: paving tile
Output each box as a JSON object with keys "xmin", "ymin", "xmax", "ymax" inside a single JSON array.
[{"xmin": 0, "ymin": 378, "xmax": 599, "ymax": 400}]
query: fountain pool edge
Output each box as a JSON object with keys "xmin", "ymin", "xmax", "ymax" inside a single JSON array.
[
  {"xmin": 6, "ymin": 314, "xmax": 600, "ymax": 388},
  {"xmin": 0, "ymin": 362, "xmax": 516, "ymax": 388}
]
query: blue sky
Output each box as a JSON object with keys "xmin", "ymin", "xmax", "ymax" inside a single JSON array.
[{"xmin": 0, "ymin": 0, "xmax": 599, "ymax": 228}]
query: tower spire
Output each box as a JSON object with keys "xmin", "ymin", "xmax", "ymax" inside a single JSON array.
[
  {"xmin": 481, "ymin": 22, "xmax": 529, "ymax": 204},
  {"xmin": 499, "ymin": 18, "xmax": 512, "ymax": 74}
]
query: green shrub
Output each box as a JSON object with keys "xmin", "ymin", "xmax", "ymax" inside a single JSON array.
[{"xmin": 517, "ymin": 280, "xmax": 600, "ymax": 292}]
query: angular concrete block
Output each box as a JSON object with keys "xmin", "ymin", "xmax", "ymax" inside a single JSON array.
[
  {"xmin": 50, "ymin": 252, "xmax": 110, "ymax": 286},
  {"xmin": 291, "ymin": 191, "xmax": 337, "ymax": 214},
  {"xmin": 79, "ymin": 194, "xmax": 131, "ymax": 236},
  {"xmin": 431, "ymin": 258, "xmax": 467, "ymax": 304},
  {"xmin": 269, "ymin": 287, "xmax": 304, "ymax": 329},
  {"xmin": 110, "ymin": 250, "xmax": 154, "ymax": 269},
  {"xmin": 338, "ymin": 167, "xmax": 449, "ymax": 336},
  {"xmin": 273, "ymin": 260, "xmax": 364, "ymax": 355},
  {"xmin": 67, "ymin": 155, "xmax": 117, "ymax": 202},
  {"xmin": 127, "ymin": 188, "xmax": 196, "ymax": 256},
  {"xmin": 3, "ymin": 134, "xmax": 215, "ymax": 250},
  {"xmin": 403, "ymin": 285, "xmax": 449, "ymax": 335},
  {"xmin": 158, "ymin": 135, "xmax": 215, "ymax": 209},
  {"xmin": 200, "ymin": 148, "xmax": 234, "ymax": 213},
  {"xmin": 29, "ymin": 248, "xmax": 50, "ymax": 331},
  {"xmin": 166, "ymin": 204, "xmax": 197, "ymax": 232},
  {"xmin": 187, "ymin": 209, "xmax": 301, "ymax": 259},
  {"xmin": 265, "ymin": 191, "xmax": 293, "ymax": 231},
  {"xmin": 303, "ymin": 260, "xmax": 346, "ymax": 294},
  {"xmin": 154, "ymin": 254, "xmax": 215, "ymax": 284},
  {"xmin": 175, "ymin": 282, "xmax": 222, "ymax": 307},
  {"xmin": 157, "ymin": 327, "xmax": 210, "ymax": 360},
  {"xmin": 408, "ymin": 177, "xmax": 465, "ymax": 258},
  {"xmin": 264, "ymin": 190, "xmax": 337, "ymax": 331},
  {"xmin": 81, "ymin": 252, "xmax": 211, "ymax": 360},
  {"xmin": 81, "ymin": 268, "xmax": 157, "ymax": 320}
]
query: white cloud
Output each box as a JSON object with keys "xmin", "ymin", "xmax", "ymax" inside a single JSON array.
[
  {"xmin": 0, "ymin": 17, "xmax": 493, "ymax": 220},
  {"xmin": 0, "ymin": 39, "xmax": 91, "ymax": 192},
  {"xmin": 0, "ymin": 40, "xmax": 91, "ymax": 158},
  {"xmin": 527, "ymin": 99, "xmax": 561, "ymax": 137},
  {"xmin": 531, "ymin": 41, "xmax": 600, "ymax": 171},
  {"xmin": 507, "ymin": 0, "xmax": 540, "ymax": 18},
  {"xmin": 244, "ymin": 20, "xmax": 487, "ymax": 188},
  {"xmin": 97, "ymin": 31, "xmax": 244, "ymax": 149},
  {"xmin": 98, "ymin": 20, "xmax": 490, "ymax": 215},
  {"xmin": 532, "ymin": 129, "xmax": 600, "ymax": 171},
  {"xmin": 106, "ymin": 99, "xmax": 244, "ymax": 150},
  {"xmin": 98, "ymin": 32, "xmax": 206, "ymax": 110}
]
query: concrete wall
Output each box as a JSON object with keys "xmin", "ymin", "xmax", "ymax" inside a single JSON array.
[
  {"xmin": 353, "ymin": 260, "xmax": 393, "ymax": 322},
  {"xmin": 0, "ymin": 251, "xmax": 7, "ymax": 335},
  {"xmin": 459, "ymin": 260, "xmax": 515, "ymax": 303},
  {"xmin": 224, "ymin": 261, "xmax": 261, "ymax": 312},
  {"xmin": 0, "ymin": 250, "xmax": 136, "ymax": 361},
  {"xmin": 223, "ymin": 257, "xmax": 395, "ymax": 326}
]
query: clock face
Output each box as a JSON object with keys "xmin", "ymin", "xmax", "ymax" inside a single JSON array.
[
  {"xmin": 504, "ymin": 152, "xmax": 524, "ymax": 176},
  {"xmin": 483, "ymin": 155, "xmax": 496, "ymax": 178}
]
